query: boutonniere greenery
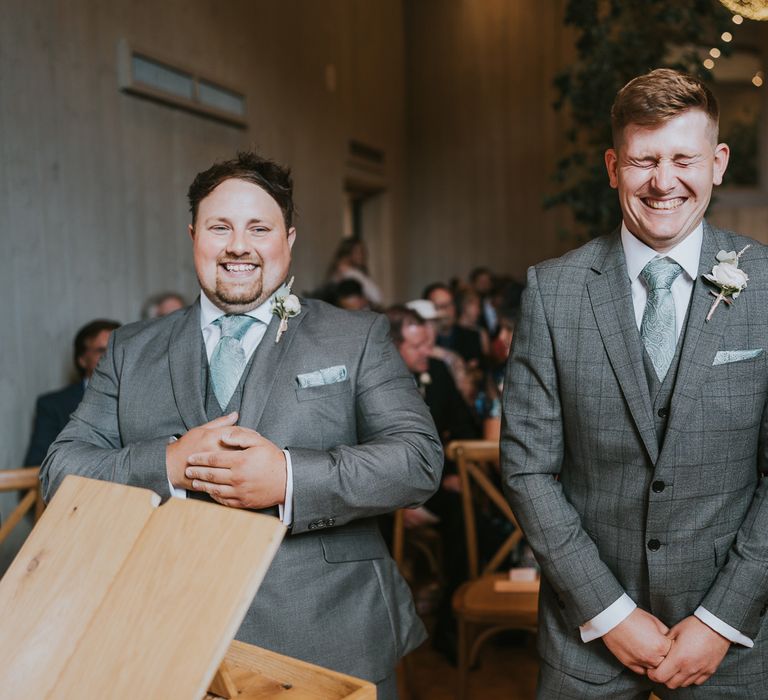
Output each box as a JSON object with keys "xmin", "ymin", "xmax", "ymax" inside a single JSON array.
[
  {"xmin": 703, "ymin": 246, "xmax": 750, "ymax": 322},
  {"xmin": 272, "ymin": 276, "xmax": 301, "ymax": 343}
]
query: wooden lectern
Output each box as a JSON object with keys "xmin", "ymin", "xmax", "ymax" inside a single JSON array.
[{"xmin": 0, "ymin": 476, "xmax": 375, "ymax": 699}]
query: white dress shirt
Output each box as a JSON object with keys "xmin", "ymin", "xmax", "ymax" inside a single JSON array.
[
  {"xmin": 168, "ymin": 291, "xmax": 294, "ymax": 525},
  {"xmin": 579, "ymin": 222, "xmax": 752, "ymax": 648}
]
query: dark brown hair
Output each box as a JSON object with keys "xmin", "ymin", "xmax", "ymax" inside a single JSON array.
[
  {"xmin": 187, "ymin": 151, "xmax": 294, "ymax": 228},
  {"xmin": 384, "ymin": 305, "xmax": 425, "ymax": 345},
  {"xmin": 611, "ymin": 69, "xmax": 719, "ymax": 145},
  {"xmin": 74, "ymin": 319, "xmax": 121, "ymax": 376}
]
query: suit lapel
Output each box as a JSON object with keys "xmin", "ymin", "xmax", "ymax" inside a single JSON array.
[
  {"xmin": 238, "ymin": 300, "xmax": 310, "ymax": 429},
  {"xmin": 587, "ymin": 234, "xmax": 659, "ymax": 463},
  {"xmin": 659, "ymin": 222, "xmax": 731, "ymax": 462},
  {"xmin": 168, "ymin": 301, "xmax": 208, "ymax": 430}
]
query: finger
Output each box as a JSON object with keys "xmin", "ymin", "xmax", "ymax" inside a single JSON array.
[
  {"xmin": 648, "ymin": 657, "xmax": 676, "ymax": 684},
  {"xmin": 204, "ymin": 412, "xmax": 239, "ymax": 428},
  {"xmin": 188, "ymin": 451, "xmax": 237, "ymax": 469},
  {"xmin": 190, "ymin": 480, "xmax": 236, "ymax": 501},
  {"xmin": 186, "ymin": 466, "xmax": 233, "ymax": 485},
  {"xmin": 627, "ymin": 664, "xmax": 646, "ymax": 676},
  {"xmin": 220, "ymin": 427, "xmax": 263, "ymax": 448}
]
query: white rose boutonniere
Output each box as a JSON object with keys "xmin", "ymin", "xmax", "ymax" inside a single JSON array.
[
  {"xmin": 271, "ymin": 276, "xmax": 301, "ymax": 343},
  {"xmin": 703, "ymin": 245, "xmax": 750, "ymax": 322}
]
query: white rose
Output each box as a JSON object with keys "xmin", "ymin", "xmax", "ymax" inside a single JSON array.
[
  {"xmin": 283, "ymin": 294, "xmax": 301, "ymax": 315},
  {"xmin": 715, "ymin": 250, "xmax": 739, "ymax": 265},
  {"xmin": 707, "ymin": 263, "xmax": 748, "ymax": 292}
]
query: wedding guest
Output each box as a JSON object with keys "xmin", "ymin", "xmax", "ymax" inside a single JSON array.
[
  {"xmin": 24, "ymin": 319, "xmax": 120, "ymax": 466},
  {"xmin": 141, "ymin": 291, "xmax": 186, "ymax": 319},
  {"xmin": 326, "ymin": 238, "xmax": 382, "ymax": 307}
]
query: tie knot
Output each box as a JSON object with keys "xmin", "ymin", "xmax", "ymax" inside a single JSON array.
[
  {"xmin": 215, "ymin": 314, "xmax": 257, "ymax": 341},
  {"xmin": 641, "ymin": 257, "xmax": 683, "ymax": 291}
]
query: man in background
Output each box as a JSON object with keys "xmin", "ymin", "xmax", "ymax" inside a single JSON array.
[{"xmin": 24, "ymin": 319, "xmax": 120, "ymax": 466}]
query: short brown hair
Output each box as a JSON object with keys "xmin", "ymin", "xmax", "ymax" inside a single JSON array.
[
  {"xmin": 611, "ymin": 69, "xmax": 719, "ymax": 145},
  {"xmin": 385, "ymin": 305, "xmax": 425, "ymax": 345},
  {"xmin": 187, "ymin": 151, "xmax": 294, "ymax": 228}
]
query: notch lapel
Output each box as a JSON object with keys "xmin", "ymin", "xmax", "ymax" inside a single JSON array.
[
  {"xmin": 238, "ymin": 301, "xmax": 310, "ymax": 429},
  {"xmin": 168, "ymin": 301, "xmax": 208, "ymax": 431},
  {"xmin": 658, "ymin": 223, "xmax": 732, "ymax": 462},
  {"xmin": 587, "ymin": 234, "xmax": 659, "ymax": 463}
]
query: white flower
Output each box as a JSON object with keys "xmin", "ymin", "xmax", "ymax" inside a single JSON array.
[
  {"xmin": 283, "ymin": 294, "xmax": 301, "ymax": 315},
  {"xmin": 705, "ymin": 263, "xmax": 748, "ymax": 296}
]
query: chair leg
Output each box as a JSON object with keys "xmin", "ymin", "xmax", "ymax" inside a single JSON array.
[{"xmin": 456, "ymin": 618, "xmax": 470, "ymax": 700}]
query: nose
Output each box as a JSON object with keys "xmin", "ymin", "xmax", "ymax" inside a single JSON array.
[
  {"xmin": 225, "ymin": 228, "xmax": 249, "ymax": 255},
  {"xmin": 651, "ymin": 160, "xmax": 676, "ymax": 193}
]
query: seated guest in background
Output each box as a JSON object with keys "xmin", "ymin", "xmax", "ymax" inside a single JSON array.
[
  {"xmin": 141, "ymin": 291, "xmax": 186, "ymax": 319},
  {"xmin": 469, "ymin": 266, "xmax": 499, "ymax": 337},
  {"xmin": 422, "ymin": 282, "xmax": 484, "ymax": 371},
  {"xmin": 41, "ymin": 151, "xmax": 441, "ymax": 699},
  {"xmin": 455, "ymin": 287, "xmax": 490, "ymax": 357},
  {"xmin": 326, "ymin": 237, "xmax": 382, "ymax": 308},
  {"xmin": 24, "ymin": 319, "xmax": 120, "ymax": 466},
  {"xmin": 333, "ymin": 278, "xmax": 370, "ymax": 311}
]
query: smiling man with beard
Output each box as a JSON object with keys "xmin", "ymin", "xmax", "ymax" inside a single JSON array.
[
  {"xmin": 502, "ymin": 69, "xmax": 768, "ymax": 698},
  {"xmin": 41, "ymin": 151, "xmax": 442, "ymax": 698}
]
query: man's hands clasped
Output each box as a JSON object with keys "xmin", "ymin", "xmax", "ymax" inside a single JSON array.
[
  {"xmin": 603, "ymin": 609, "xmax": 730, "ymax": 689},
  {"xmin": 166, "ymin": 412, "xmax": 287, "ymax": 509}
]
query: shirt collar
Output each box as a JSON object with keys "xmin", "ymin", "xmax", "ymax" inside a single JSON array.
[
  {"xmin": 199, "ymin": 290, "xmax": 275, "ymax": 330},
  {"xmin": 621, "ymin": 222, "xmax": 702, "ymax": 283}
]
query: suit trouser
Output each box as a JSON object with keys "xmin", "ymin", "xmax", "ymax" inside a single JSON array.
[
  {"xmin": 376, "ymin": 672, "xmax": 397, "ymax": 700},
  {"xmin": 537, "ymin": 659, "xmax": 760, "ymax": 699}
]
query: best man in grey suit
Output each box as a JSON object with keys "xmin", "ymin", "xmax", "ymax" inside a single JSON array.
[
  {"xmin": 41, "ymin": 152, "xmax": 443, "ymax": 698},
  {"xmin": 502, "ymin": 69, "xmax": 768, "ymax": 697}
]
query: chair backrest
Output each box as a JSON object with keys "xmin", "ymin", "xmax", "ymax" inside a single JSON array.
[
  {"xmin": 446, "ymin": 440, "xmax": 523, "ymax": 580},
  {"xmin": 0, "ymin": 466, "xmax": 44, "ymax": 547}
]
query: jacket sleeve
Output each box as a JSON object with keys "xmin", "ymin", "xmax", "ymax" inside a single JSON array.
[
  {"xmin": 39, "ymin": 332, "xmax": 171, "ymax": 502},
  {"xmin": 287, "ymin": 314, "xmax": 444, "ymax": 534},
  {"xmin": 500, "ymin": 266, "xmax": 626, "ymax": 628}
]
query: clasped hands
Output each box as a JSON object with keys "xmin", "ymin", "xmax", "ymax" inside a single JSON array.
[
  {"xmin": 602, "ymin": 608, "xmax": 731, "ymax": 689},
  {"xmin": 166, "ymin": 412, "xmax": 287, "ymax": 509}
]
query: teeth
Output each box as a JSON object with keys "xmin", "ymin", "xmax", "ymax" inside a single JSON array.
[
  {"xmin": 645, "ymin": 198, "xmax": 684, "ymax": 210},
  {"xmin": 224, "ymin": 263, "xmax": 256, "ymax": 272}
]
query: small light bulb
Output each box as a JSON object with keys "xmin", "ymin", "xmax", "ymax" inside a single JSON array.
[
  {"xmin": 703, "ymin": 58, "xmax": 715, "ymax": 70},
  {"xmin": 721, "ymin": 31, "xmax": 732, "ymax": 42},
  {"xmin": 710, "ymin": 48, "xmax": 721, "ymax": 58},
  {"xmin": 732, "ymin": 14, "xmax": 744, "ymax": 25},
  {"xmin": 753, "ymin": 75, "xmax": 763, "ymax": 87}
]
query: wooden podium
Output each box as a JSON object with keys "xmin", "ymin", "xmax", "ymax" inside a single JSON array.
[{"xmin": 0, "ymin": 476, "xmax": 375, "ymax": 699}]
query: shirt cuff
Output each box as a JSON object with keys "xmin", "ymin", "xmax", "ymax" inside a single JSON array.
[
  {"xmin": 278, "ymin": 449, "xmax": 293, "ymax": 526},
  {"xmin": 694, "ymin": 606, "xmax": 753, "ymax": 648},
  {"xmin": 167, "ymin": 435, "xmax": 187, "ymax": 499},
  {"xmin": 579, "ymin": 594, "xmax": 636, "ymax": 642}
]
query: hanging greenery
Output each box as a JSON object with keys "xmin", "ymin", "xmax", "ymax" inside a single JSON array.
[{"xmin": 547, "ymin": 0, "xmax": 733, "ymax": 240}]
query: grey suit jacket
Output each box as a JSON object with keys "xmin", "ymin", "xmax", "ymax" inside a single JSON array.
[
  {"xmin": 501, "ymin": 222, "xmax": 768, "ymax": 686},
  {"xmin": 41, "ymin": 298, "xmax": 443, "ymax": 683}
]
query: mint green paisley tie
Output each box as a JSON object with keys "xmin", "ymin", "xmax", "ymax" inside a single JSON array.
[
  {"xmin": 640, "ymin": 257, "xmax": 683, "ymax": 381},
  {"xmin": 210, "ymin": 315, "xmax": 257, "ymax": 409}
]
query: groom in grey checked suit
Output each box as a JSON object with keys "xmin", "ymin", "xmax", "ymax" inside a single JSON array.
[
  {"xmin": 502, "ymin": 69, "xmax": 768, "ymax": 697},
  {"xmin": 41, "ymin": 151, "xmax": 442, "ymax": 698}
]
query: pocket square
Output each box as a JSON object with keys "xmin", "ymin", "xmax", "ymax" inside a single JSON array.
[
  {"xmin": 296, "ymin": 365, "xmax": 348, "ymax": 388},
  {"xmin": 712, "ymin": 349, "xmax": 763, "ymax": 366}
]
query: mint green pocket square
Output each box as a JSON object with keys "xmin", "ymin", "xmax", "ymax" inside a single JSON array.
[{"xmin": 712, "ymin": 349, "xmax": 763, "ymax": 366}]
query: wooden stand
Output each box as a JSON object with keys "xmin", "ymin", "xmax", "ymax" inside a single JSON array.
[{"xmin": 0, "ymin": 475, "xmax": 374, "ymax": 699}]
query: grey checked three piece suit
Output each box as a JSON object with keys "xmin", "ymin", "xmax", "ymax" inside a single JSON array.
[
  {"xmin": 41, "ymin": 298, "xmax": 443, "ymax": 685},
  {"xmin": 502, "ymin": 222, "xmax": 768, "ymax": 695}
]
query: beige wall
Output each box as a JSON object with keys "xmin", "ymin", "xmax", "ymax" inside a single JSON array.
[
  {"xmin": 0, "ymin": 0, "xmax": 407, "ymax": 473},
  {"xmin": 403, "ymin": 0, "xmax": 574, "ymax": 296}
]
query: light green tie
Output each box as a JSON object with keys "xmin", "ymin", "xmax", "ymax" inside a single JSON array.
[
  {"xmin": 640, "ymin": 257, "xmax": 683, "ymax": 381},
  {"xmin": 210, "ymin": 315, "xmax": 257, "ymax": 410}
]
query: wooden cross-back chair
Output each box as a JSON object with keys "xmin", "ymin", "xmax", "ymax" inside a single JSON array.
[
  {"xmin": 0, "ymin": 467, "xmax": 44, "ymax": 548},
  {"xmin": 445, "ymin": 440, "xmax": 539, "ymax": 700}
]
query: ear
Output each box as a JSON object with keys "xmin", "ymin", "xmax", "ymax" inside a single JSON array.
[
  {"xmin": 188, "ymin": 223, "xmax": 195, "ymax": 241},
  {"xmin": 76, "ymin": 355, "xmax": 87, "ymax": 370},
  {"xmin": 712, "ymin": 142, "xmax": 730, "ymax": 186},
  {"xmin": 605, "ymin": 149, "xmax": 619, "ymax": 189},
  {"xmin": 287, "ymin": 227, "xmax": 297, "ymax": 249}
]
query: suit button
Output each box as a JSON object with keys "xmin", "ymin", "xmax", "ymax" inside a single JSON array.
[
  {"xmin": 652, "ymin": 480, "xmax": 665, "ymax": 493},
  {"xmin": 647, "ymin": 539, "xmax": 661, "ymax": 551},
  {"xmin": 657, "ymin": 407, "xmax": 669, "ymax": 418}
]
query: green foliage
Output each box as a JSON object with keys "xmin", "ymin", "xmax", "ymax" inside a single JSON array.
[{"xmin": 548, "ymin": 0, "xmax": 732, "ymax": 239}]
